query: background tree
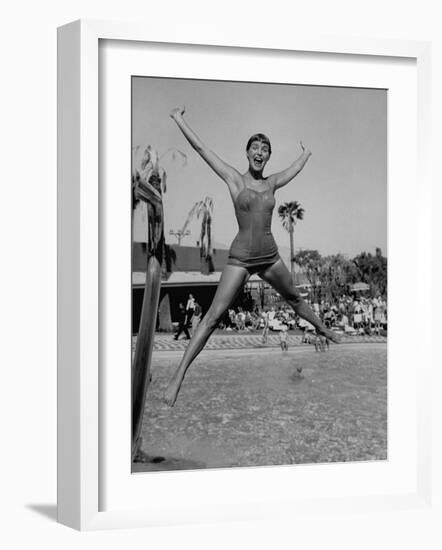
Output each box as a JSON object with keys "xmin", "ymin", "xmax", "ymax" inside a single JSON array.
[
  {"xmin": 294, "ymin": 249, "xmax": 323, "ymax": 301},
  {"xmin": 172, "ymin": 196, "xmax": 215, "ymax": 274},
  {"xmin": 321, "ymin": 254, "xmax": 359, "ymax": 301},
  {"xmin": 294, "ymin": 247, "xmax": 387, "ymax": 303},
  {"xmin": 352, "ymin": 248, "xmax": 387, "ymax": 297},
  {"xmin": 278, "ymin": 201, "xmax": 305, "ymax": 282}
]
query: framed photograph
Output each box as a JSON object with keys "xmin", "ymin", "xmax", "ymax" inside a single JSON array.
[{"xmin": 57, "ymin": 19, "xmax": 432, "ymax": 530}]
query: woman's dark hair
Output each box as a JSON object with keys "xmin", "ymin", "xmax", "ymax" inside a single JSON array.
[{"xmin": 246, "ymin": 133, "xmax": 272, "ymax": 155}]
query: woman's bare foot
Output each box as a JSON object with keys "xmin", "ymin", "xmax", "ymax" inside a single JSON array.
[
  {"xmin": 164, "ymin": 373, "xmax": 183, "ymax": 407},
  {"xmin": 321, "ymin": 329, "xmax": 341, "ymax": 344}
]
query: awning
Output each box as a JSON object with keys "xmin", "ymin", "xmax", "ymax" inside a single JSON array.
[
  {"xmin": 132, "ymin": 271, "xmax": 262, "ymax": 288},
  {"xmin": 350, "ymin": 282, "xmax": 370, "ymax": 292}
]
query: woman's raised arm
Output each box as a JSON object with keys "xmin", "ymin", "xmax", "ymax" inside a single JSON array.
[
  {"xmin": 170, "ymin": 107, "xmax": 241, "ymax": 190},
  {"xmin": 267, "ymin": 141, "xmax": 312, "ymax": 190}
]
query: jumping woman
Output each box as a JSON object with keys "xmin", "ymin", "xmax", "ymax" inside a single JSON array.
[{"xmin": 164, "ymin": 107, "xmax": 339, "ymax": 406}]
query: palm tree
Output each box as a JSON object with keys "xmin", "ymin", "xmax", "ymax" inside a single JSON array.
[
  {"xmin": 278, "ymin": 201, "xmax": 305, "ymax": 282},
  {"xmin": 195, "ymin": 197, "xmax": 214, "ymax": 274},
  {"xmin": 294, "ymin": 249, "xmax": 322, "ymax": 301},
  {"xmin": 170, "ymin": 196, "xmax": 214, "ymax": 273}
]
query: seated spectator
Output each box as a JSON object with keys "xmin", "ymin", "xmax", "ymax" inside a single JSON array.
[
  {"xmin": 338, "ymin": 313, "xmax": 349, "ymax": 329},
  {"xmin": 228, "ymin": 308, "xmax": 237, "ymax": 330},
  {"xmin": 236, "ymin": 308, "xmax": 246, "ymax": 331}
]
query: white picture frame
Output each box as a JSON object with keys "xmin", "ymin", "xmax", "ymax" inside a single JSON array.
[{"xmin": 57, "ymin": 19, "xmax": 432, "ymax": 531}]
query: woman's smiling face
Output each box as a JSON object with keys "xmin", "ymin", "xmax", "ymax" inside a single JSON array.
[{"xmin": 246, "ymin": 140, "xmax": 271, "ymax": 171}]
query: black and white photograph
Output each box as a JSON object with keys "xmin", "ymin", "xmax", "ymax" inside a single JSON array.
[
  {"xmin": 4, "ymin": 0, "xmax": 439, "ymax": 544},
  {"xmin": 131, "ymin": 76, "xmax": 388, "ymax": 472}
]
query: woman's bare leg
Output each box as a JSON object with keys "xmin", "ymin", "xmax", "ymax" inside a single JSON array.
[
  {"xmin": 259, "ymin": 259, "xmax": 341, "ymax": 343},
  {"xmin": 164, "ymin": 265, "xmax": 250, "ymax": 406}
]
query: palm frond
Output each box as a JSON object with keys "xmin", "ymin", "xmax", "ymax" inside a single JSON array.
[
  {"xmin": 161, "ymin": 169, "xmax": 167, "ymax": 194},
  {"xmin": 148, "ymin": 146, "xmax": 159, "ymax": 172},
  {"xmin": 180, "ymin": 202, "xmax": 200, "ymax": 235},
  {"xmin": 198, "ymin": 200, "xmax": 214, "ymax": 272},
  {"xmin": 278, "ymin": 200, "xmax": 305, "ymax": 231}
]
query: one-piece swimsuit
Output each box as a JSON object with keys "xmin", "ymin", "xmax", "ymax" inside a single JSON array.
[{"xmin": 227, "ymin": 182, "xmax": 280, "ymax": 274}]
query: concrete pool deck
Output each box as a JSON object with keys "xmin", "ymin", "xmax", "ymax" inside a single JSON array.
[{"xmin": 134, "ymin": 331, "xmax": 387, "ymax": 353}]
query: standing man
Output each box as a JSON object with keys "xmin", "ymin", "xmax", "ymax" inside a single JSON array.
[
  {"xmin": 174, "ymin": 303, "xmax": 191, "ymax": 340},
  {"xmin": 185, "ymin": 293, "xmax": 196, "ymax": 327}
]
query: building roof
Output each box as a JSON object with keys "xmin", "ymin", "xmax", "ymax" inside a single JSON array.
[
  {"xmin": 132, "ymin": 243, "xmax": 230, "ymax": 273},
  {"xmin": 132, "ymin": 270, "xmax": 262, "ymax": 288},
  {"xmin": 132, "ymin": 244, "xmax": 314, "ymax": 289}
]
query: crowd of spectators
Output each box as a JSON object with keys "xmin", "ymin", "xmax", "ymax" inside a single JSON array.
[
  {"xmin": 218, "ymin": 294, "xmax": 387, "ymax": 337},
  {"xmin": 303, "ymin": 295, "xmax": 387, "ymax": 336},
  {"xmin": 173, "ymin": 292, "xmax": 388, "ymax": 340}
]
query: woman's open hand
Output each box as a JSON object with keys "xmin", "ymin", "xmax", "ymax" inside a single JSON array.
[
  {"xmin": 170, "ymin": 106, "xmax": 185, "ymax": 120},
  {"xmin": 300, "ymin": 140, "xmax": 311, "ymax": 156}
]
